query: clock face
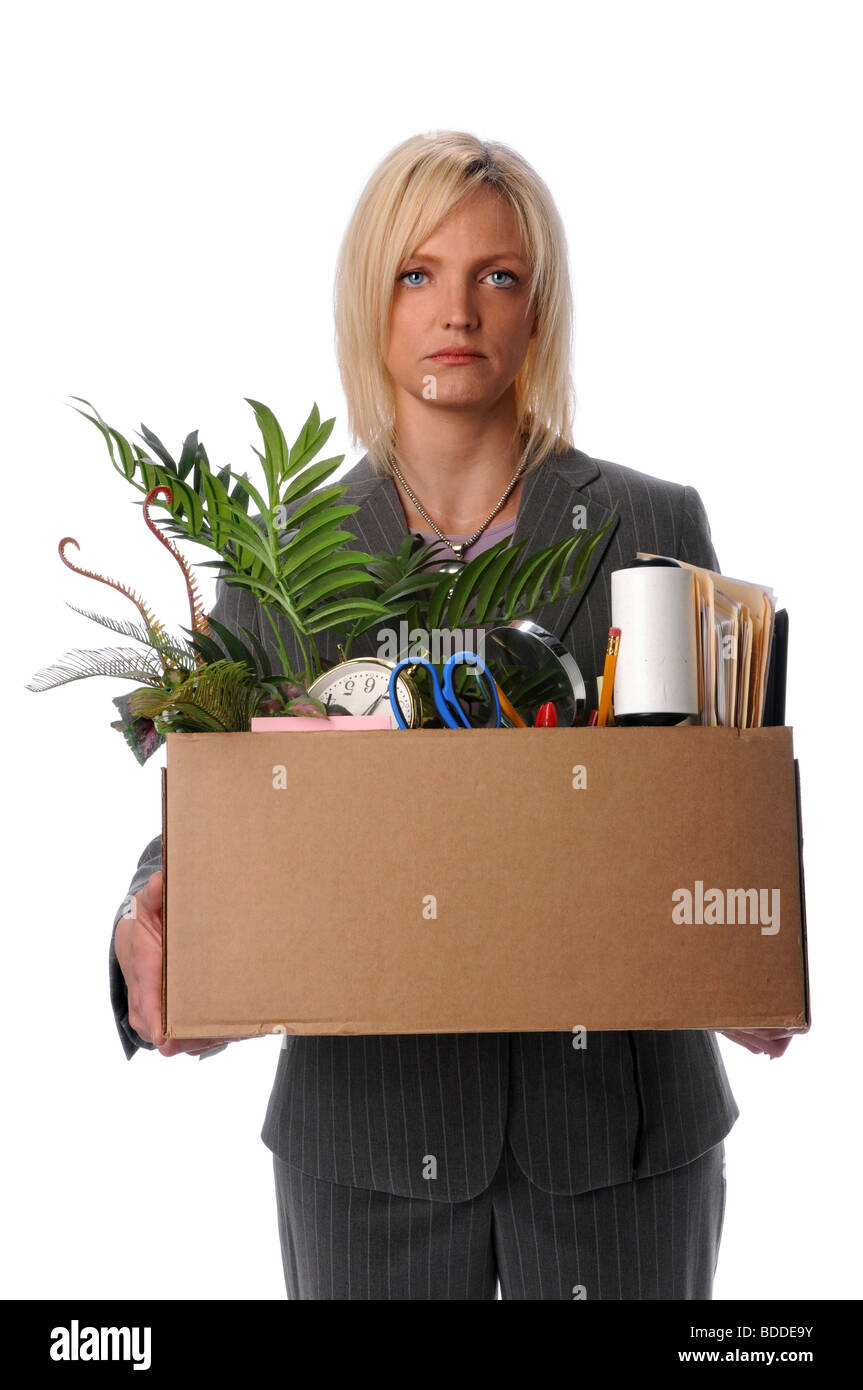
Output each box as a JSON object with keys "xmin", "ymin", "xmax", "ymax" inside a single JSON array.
[{"xmin": 309, "ymin": 660, "xmax": 414, "ymax": 728}]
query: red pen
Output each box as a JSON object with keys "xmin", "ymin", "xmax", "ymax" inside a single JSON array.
[{"xmin": 536, "ymin": 701, "xmax": 558, "ymax": 727}]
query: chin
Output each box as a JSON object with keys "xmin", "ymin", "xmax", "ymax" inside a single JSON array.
[{"xmin": 418, "ymin": 380, "xmax": 497, "ymax": 407}]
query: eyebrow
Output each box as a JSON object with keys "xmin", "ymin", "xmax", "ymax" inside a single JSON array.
[{"xmin": 404, "ymin": 250, "xmax": 530, "ymax": 266}]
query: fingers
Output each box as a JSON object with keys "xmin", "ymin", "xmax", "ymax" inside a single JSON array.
[
  {"xmin": 138, "ymin": 870, "xmax": 163, "ymax": 914},
  {"xmin": 135, "ymin": 874, "xmax": 164, "ymax": 946},
  {"xmin": 120, "ymin": 876, "xmax": 264, "ymax": 1057},
  {"xmin": 718, "ymin": 1028, "xmax": 795, "ymax": 1058},
  {"xmin": 127, "ymin": 988, "xmax": 164, "ymax": 1048},
  {"xmin": 718, "ymin": 1029, "xmax": 763, "ymax": 1054},
  {"xmin": 156, "ymin": 1037, "xmax": 235, "ymax": 1058},
  {"xmin": 158, "ymin": 1032, "xmax": 264, "ymax": 1056},
  {"xmin": 124, "ymin": 918, "xmax": 165, "ymax": 1046}
]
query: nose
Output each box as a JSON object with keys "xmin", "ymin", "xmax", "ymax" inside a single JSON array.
[{"xmin": 439, "ymin": 278, "xmax": 479, "ymax": 331}]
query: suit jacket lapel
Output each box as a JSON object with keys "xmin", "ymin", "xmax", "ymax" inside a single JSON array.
[
  {"xmin": 509, "ymin": 446, "xmax": 619, "ymax": 637},
  {"xmin": 341, "ymin": 460, "xmax": 410, "ymax": 556}
]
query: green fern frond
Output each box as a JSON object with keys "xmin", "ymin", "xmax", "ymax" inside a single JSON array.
[
  {"xmin": 66, "ymin": 398, "xmax": 618, "ymax": 689},
  {"xmin": 128, "ymin": 659, "xmax": 264, "ymax": 732},
  {"xmin": 26, "ymin": 647, "xmax": 169, "ymax": 692},
  {"xmin": 62, "ymin": 605, "xmax": 199, "ymax": 675},
  {"xmin": 64, "ymin": 603, "xmax": 158, "ymax": 646}
]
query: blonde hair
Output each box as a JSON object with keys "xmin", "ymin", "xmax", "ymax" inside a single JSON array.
[{"xmin": 333, "ymin": 131, "xmax": 576, "ymax": 477}]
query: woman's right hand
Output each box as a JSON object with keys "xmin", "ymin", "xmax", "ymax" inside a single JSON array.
[{"xmin": 114, "ymin": 870, "xmax": 236, "ymax": 1057}]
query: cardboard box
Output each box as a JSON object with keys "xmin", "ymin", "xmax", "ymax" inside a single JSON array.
[{"xmin": 160, "ymin": 726, "xmax": 809, "ymax": 1037}]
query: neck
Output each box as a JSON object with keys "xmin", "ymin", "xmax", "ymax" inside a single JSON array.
[{"xmin": 388, "ymin": 390, "xmax": 528, "ymax": 535}]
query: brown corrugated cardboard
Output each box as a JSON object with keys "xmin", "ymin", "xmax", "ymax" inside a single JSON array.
[{"xmin": 160, "ymin": 726, "xmax": 809, "ymax": 1037}]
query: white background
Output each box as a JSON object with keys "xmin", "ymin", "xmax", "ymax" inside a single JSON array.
[{"xmin": 2, "ymin": 0, "xmax": 860, "ymax": 1301}]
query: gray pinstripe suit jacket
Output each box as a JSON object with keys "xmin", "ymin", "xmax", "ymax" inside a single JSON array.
[{"xmin": 110, "ymin": 442, "xmax": 739, "ymax": 1201}]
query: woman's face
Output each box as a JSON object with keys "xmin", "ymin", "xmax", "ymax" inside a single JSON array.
[{"xmin": 386, "ymin": 185, "xmax": 537, "ymax": 418}]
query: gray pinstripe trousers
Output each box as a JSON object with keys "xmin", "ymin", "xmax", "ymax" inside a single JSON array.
[{"xmin": 273, "ymin": 1135, "xmax": 726, "ymax": 1300}]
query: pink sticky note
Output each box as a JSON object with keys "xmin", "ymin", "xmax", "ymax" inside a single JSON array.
[{"xmin": 250, "ymin": 715, "xmax": 393, "ymax": 732}]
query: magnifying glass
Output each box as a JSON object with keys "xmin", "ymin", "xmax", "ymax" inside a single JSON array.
[{"xmin": 481, "ymin": 620, "xmax": 587, "ymax": 727}]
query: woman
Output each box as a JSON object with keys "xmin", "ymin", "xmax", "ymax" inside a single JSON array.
[{"xmin": 112, "ymin": 131, "xmax": 796, "ymax": 1300}]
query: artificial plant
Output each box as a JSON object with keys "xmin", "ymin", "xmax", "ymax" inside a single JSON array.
[{"xmin": 28, "ymin": 398, "xmax": 615, "ymax": 757}]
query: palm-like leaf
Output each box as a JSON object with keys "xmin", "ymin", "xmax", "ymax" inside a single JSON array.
[
  {"xmin": 68, "ymin": 397, "xmax": 397, "ymax": 684},
  {"xmin": 182, "ymin": 615, "xmax": 281, "ymax": 682},
  {"xmin": 63, "ymin": 604, "xmax": 199, "ymax": 671},
  {"xmin": 129, "ymin": 659, "xmax": 265, "ymax": 733},
  {"xmin": 339, "ymin": 509, "xmax": 617, "ymax": 655},
  {"xmin": 26, "ymin": 646, "xmax": 169, "ymax": 692},
  {"xmin": 65, "ymin": 396, "xmax": 616, "ymax": 689},
  {"xmin": 426, "ymin": 510, "xmax": 617, "ymax": 630},
  {"xmin": 64, "ymin": 603, "xmax": 162, "ymax": 648}
]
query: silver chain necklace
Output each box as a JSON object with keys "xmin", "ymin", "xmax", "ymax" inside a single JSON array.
[{"xmin": 388, "ymin": 451, "xmax": 528, "ymax": 562}]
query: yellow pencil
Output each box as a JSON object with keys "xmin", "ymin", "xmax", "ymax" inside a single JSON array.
[
  {"xmin": 492, "ymin": 678, "xmax": 527, "ymax": 728},
  {"xmin": 596, "ymin": 627, "xmax": 621, "ymax": 727}
]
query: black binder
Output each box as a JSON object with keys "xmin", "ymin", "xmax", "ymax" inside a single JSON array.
[{"xmin": 763, "ymin": 607, "xmax": 788, "ymax": 726}]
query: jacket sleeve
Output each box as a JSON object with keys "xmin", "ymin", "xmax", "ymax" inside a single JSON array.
[
  {"xmin": 109, "ymin": 568, "xmax": 304, "ymax": 1059},
  {"xmin": 678, "ymin": 484, "xmax": 721, "ymax": 575}
]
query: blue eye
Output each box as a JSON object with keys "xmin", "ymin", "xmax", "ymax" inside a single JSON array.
[{"xmin": 398, "ymin": 268, "xmax": 518, "ymax": 288}]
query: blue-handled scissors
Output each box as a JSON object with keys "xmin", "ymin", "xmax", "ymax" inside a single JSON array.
[{"xmin": 388, "ymin": 651, "xmax": 502, "ymax": 730}]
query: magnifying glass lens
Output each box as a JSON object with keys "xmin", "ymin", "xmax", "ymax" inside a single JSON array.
[{"xmin": 482, "ymin": 626, "xmax": 585, "ymax": 727}]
